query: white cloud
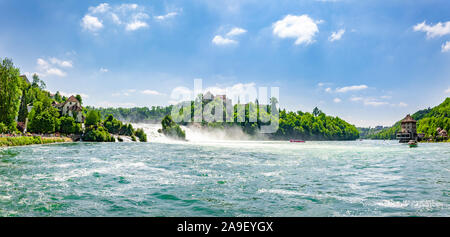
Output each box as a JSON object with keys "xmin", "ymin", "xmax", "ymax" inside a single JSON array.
[
  {"xmin": 46, "ymin": 68, "xmax": 67, "ymax": 77},
  {"xmin": 95, "ymin": 101, "xmax": 137, "ymax": 108},
  {"xmin": 169, "ymin": 82, "xmax": 258, "ymax": 104},
  {"xmin": 325, "ymin": 87, "xmax": 332, "ymax": 93},
  {"xmin": 333, "ymin": 98, "xmax": 341, "ymax": 103},
  {"xmin": 329, "ymin": 29, "xmax": 345, "ymax": 42},
  {"xmin": 81, "ymin": 15, "xmax": 103, "ymax": 32},
  {"xmin": 141, "ymin": 89, "xmax": 162, "ymax": 95},
  {"xmin": 362, "ymin": 100, "xmax": 388, "ymax": 106},
  {"xmin": 413, "ymin": 21, "xmax": 450, "ymax": 38},
  {"xmin": 169, "ymin": 86, "xmax": 193, "ymax": 104},
  {"xmin": 317, "ymin": 82, "xmax": 324, "ymax": 87},
  {"xmin": 226, "ymin": 27, "xmax": 247, "ymax": 37},
  {"xmin": 49, "ymin": 58, "xmax": 73, "ymax": 68},
  {"xmin": 272, "ymin": 14, "xmax": 320, "ymax": 45},
  {"xmin": 442, "ymin": 41, "xmax": 450, "ymax": 52},
  {"xmin": 36, "ymin": 58, "xmax": 72, "ymax": 77},
  {"xmin": 58, "ymin": 91, "xmax": 89, "ymax": 99},
  {"xmin": 155, "ymin": 12, "xmax": 178, "ymax": 20},
  {"xmin": 212, "ymin": 27, "xmax": 246, "ymax": 46},
  {"xmin": 111, "ymin": 13, "xmax": 121, "ymax": 25},
  {"xmin": 445, "ymin": 87, "xmax": 450, "ymax": 93},
  {"xmin": 212, "ymin": 35, "xmax": 237, "ymax": 45},
  {"xmin": 335, "ymin": 85, "xmax": 368, "ymax": 93},
  {"xmin": 100, "ymin": 67, "xmax": 108, "ymax": 73},
  {"xmin": 82, "ymin": 3, "xmax": 150, "ymax": 33},
  {"xmin": 397, "ymin": 102, "xmax": 408, "ymax": 107},
  {"xmin": 126, "ymin": 12, "xmax": 149, "ymax": 31},
  {"xmin": 349, "ymin": 97, "xmax": 363, "ymax": 102},
  {"xmin": 126, "ymin": 20, "xmax": 148, "ymax": 31},
  {"xmin": 88, "ymin": 3, "xmax": 110, "ymax": 14},
  {"xmin": 37, "ymin": 58, "xmax": 50, "ymax": 69},
  {"xmin": 350, "ymin": 95, "xmax": 405, "ymax": 107}
]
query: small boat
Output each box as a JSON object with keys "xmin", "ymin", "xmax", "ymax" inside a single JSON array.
[
  {"xmin": 290, "ymin": 139, "xmax": 305, "ymax": 143},
  {"xmin": 408, "ymin": 140, "xmax": 418, "ymax": 148}
]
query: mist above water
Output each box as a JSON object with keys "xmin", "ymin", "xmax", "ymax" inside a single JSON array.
[{"xmin": 133, "ymin": 123, "xmax": 267, "ymax": 143}]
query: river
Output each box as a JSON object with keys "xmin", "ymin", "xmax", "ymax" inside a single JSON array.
[{"xmin": 0, "ymin": 124, "xmax": 449, "ymax": 216}]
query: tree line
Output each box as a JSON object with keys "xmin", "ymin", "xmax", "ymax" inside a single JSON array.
[{"xmin": 366, "ymin": 97, "xmax": 450, "ymax": 140}]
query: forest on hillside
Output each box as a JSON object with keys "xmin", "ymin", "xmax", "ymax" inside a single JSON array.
[
  {"xmin": 366, "ymin": 97, "xmax": 450, "ymax": 140},
  {"xmin": 88, "ymin": 98, "xmax": 360, "ymax": 140}
]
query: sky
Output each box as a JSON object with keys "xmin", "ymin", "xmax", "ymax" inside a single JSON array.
[{"xmin": 0, "ymin": 0, "xmax": 449, "ymax": 127}]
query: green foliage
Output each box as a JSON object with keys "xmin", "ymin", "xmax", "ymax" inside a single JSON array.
[
  {"xmin": 75, "ymin": 94, "xmax": 82, "ymax": 105},
  {"xmin": 85, "ymin": 110, "xmax": 101, "ymax": 126},
  {"xmin": 54, "ymin": 91, "xmax": 63, "ymax": 103},
  {"xmin": 32, "ymin": 74, "xmax": 46, "ymax": 90},
  {"xmin": 27, "ymin": 97, "xmax": 60, "ymax": 134},
  {"xmin": 368, "ymin": 97, "xmax": 450, "ymax": 140},
  {"xmin": 0, "ymin": 58, "xmax": 23, "ymax": 129},
  {"xmin": 0, "ymin": 123, "xmax": 8, "ymax": 133},
  {"xmin": 135, "ymin": 128, "xmax": 147, "ymax": 142},
  {"xmin": 0, "ymin": 136, "xmax": 67, "ymax": 147},
  {"xmin": 83, "ymin": 126, "xmax": 115, "ymax": 142},
  {"xmin": 59, "ymin": 116, "xmax": 82, "ymax": 134},
  {"xmin": 85, "ymin": 106, "xmax": 174, "ymax": 123},
  {"xmin": 161, "ymin": 115, "xmax": 186, "ymax": 140},
  {"xmin": 271, "ymin": 109, "xmax": 359, "ymax": 140},
  {"xmin": 90, "ymin": 98, "xmax": 359, "ymax": 140},
  {"xmin": 103, "ymin": 114, "xmax": 136, "ymax": 136},
  {"xmin": 17, "ymin": 89, "xmax": 29, "ymax": 122}
]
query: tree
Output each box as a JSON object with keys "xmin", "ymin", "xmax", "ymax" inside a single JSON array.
[
  {"xmin": 313, "ymin": 107, "xmax": 321, "ymax": 117},
  {"xmin": 0, "ymin": 58, "xmax": 22, "ymax": 130},
  {"xmin": 85, "ymin": 110, "xmax": 101, "ymax": 126},
  {"xmin": 54, "ymin": 91, "xmax": 62, "ymax": 103},
  {"xmin": 17, "ymin": 89, "xmax": 29, "ymax": 122},
  {"xmin": 75, "ymin": 94, "xmax": 82, "ymax": 105},
  {"xmin": 27, "ymin": 100, "xmax": 60, "ymax": 134},
  {"xmin": 160, "ymin": 115, "xmax": 186, "ymax": 140},
  {"xmin": 60, "ymin": 116, "xmax": 77, "ymax": 134},
  {"xmin": 32, "ymin": 74, "xmax": 40, "ymax": 88}
]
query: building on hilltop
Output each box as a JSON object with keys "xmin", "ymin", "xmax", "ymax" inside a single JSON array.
[
  {"xmin": 396, "ymin": 114, "xmax": 417, "ymax": 143},
  {"xmin": 52, "ymin": 95, "xmax": 84, "ymax": 123}
]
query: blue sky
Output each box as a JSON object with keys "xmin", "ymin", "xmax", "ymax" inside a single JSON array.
[{"xmin": 1, "ymin": 0, "xmax": 449, "ymax": 127}]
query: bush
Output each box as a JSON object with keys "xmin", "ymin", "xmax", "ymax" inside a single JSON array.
[
  {"xmin": 117, "ymin": 137, "xmax": 123, "ymax": 142},
  {"xmin": 83, "ymin": 126, "xmax": 115, "ymax": 142},
  {"xmin": 85, "ymin": 110, "xmax": 101, "ymax": 127},
  {"xmin": 131, "ymin": 135, "xmax": 137, "ymax": 142},
  {"xmin": 135, "ymin": 128, "xmax": 147, "ymax": 142},
  {"xmin": 161, "ymin": 115, "xmax": 186, "ymax": 140},
  {"xmin": 0, "ymin": 136, "xmax": 67, "ymax": 147},
  {"xmin": 59, "ymin": 116, "xmax": 82, "ymax": 134},
  {"xmin": 0, "ymin": 122, "xmax": 8, "ymax": 133}
]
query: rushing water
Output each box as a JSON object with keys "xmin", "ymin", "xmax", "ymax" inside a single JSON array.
[{"xmin": 0, "ymin": 125, "xmax": 449, "ymax": 216}]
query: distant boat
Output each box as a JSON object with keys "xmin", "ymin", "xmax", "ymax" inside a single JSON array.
[
  {"xmin": 290, "ymin": 140, "xmax": 305, "ymax": 143},
  {"xmin": 408, "ymin": 140, "xmax": 418, "ymax": 148}
]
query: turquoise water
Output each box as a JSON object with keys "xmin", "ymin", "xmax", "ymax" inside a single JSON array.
[{"xmin": 0, "ymin": 140, "xmax": 449, "ymax": 216}]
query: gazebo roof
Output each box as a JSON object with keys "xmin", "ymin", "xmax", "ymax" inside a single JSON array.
[{"xmin": 401, "ymin": 114, "xmax": 416, "ymax": 123}]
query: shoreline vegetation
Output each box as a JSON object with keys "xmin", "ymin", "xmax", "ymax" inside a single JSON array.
[
  {"xmin": 0, "ymin": 57, "xmax": 147, "ymax": 147},
  {"xmin": 0, "ymin": 136, "xmax": 72, "ymax": 147},
  {"xmin": 88, "ymin": 100, "xmax": 360, "ymax": 141},
  {"xmin": 358, "ymin": 97, "xmax": 449, "ymax": 142}
]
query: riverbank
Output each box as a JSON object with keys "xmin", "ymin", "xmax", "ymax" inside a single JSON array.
[{"xmin": 0, "ymin": 136, "xmax": 72, "ymax": 147}]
